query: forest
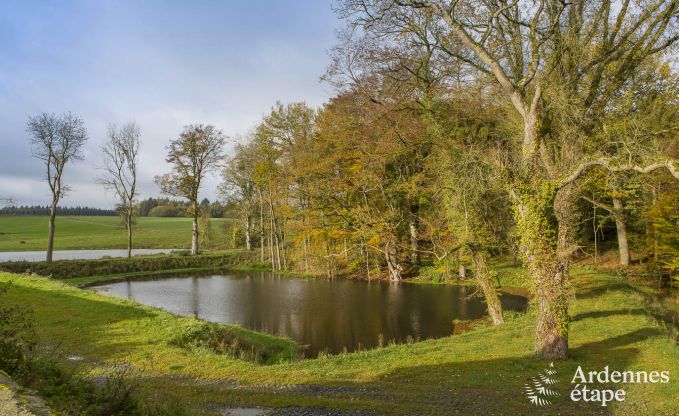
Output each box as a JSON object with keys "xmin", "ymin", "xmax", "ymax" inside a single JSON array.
[{"xmin": 220, "ymin": 0, "xmax": 679, "ymax": 360}]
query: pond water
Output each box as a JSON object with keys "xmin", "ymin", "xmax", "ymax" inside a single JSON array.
[
  {"xmin": 0, "ymin": 249, "xmax": 175, "ymax": 262},
  {"xmin": 92, "ymin": 272, "xmax": 528, "ymax": 357}
]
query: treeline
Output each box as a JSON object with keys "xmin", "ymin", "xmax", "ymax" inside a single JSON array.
[
  {"xmin": 137, "ymin": 198, "xmax": 227, "ymax": 218},
  {"xmin": 223, "ymin": 97, "xmax": 678, "ymax": 281},
  {"xmin": 0, "ymin": 205, "xmax": 116, "ymax": 216},
  {"xmin": 222, "ymin": 0, "xmax": 679, "ymax": 360},
  {"xmin": 0, "ymin": 199, "xmax": 229, "ymax": 218}
]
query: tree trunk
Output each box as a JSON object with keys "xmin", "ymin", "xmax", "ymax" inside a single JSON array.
[
  {"xmin": 409, "ymin": 204, "xmax": 420, "ymax": 266},
  {"xmin": 267, "ymin": 189, "xmax": 281, "ymax": 270},
  {"xmin": 469, "ymin": 247, "xmax": 503, "ymax": 325},
  {"xmin": 46, "ymin": 201, "xmax": 57, "ymax": 262},
  {"xmin": 303, "ymin": 234, "xmax": 310, "ymax": 273},
  {"xmin": 281, "ymin": 217, "xmax": 288, "ymax": 270},
  {"xmin": 191, "ymin": 201, "xmax": 199, "ymax": 255},
  {"xmin": 269, "ymin": 227, "xmax": 276, "ymax": 270},
  {"xmin": 384, "ymin": 240, "xmax": 403, "ymax": 281},
  {"xmin": 258, "ymin": 192, "xmax": 265, "ymax": 262},
  {"xmin": 363, "ymin": 236, "xmax": 371, "ymax": 280},
  {"xmin": 127, "ymin": 209, "xmax": 133, "ymax": 259},
  {"xmin": 515, "ymin": 184, "xmax": 570, "ymax": 360},
  {"xmin": 458, "ymin": 248, "xmax": 466, "ymax": 279},
  {"xmin": 268, "ymin": 205, "xmax": 276, "ymax": 270},
  {"xmin": 533, "ymin": 260, "xmax": 569, "ymax": 359},
  {"xmin": 271, "ymin": 213, "xmax": 281, "ymax": 270},
  {"xmin": 612, "ymin": 197, "xmax": 630, "ymax": 267},
  {"xmin": 652, "ymin": 187, "xmax": 659, "ymax": 260},
  {"xmin": 245, "ymin": 214, "xmax": 252, "ymax": 251}
]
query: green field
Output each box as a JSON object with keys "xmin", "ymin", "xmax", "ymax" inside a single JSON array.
[
  {"xmin": 0, "ymin": 216, "xmax": 232, "ymax": 251},
  {"xmin": 1, "ymin": 269, "xmax": 677, "ymax": 415}
]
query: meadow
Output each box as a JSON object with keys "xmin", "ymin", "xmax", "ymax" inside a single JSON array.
[
  {"xmin": 0, "ymin": 267, "xmax": 677, "ymax": 415},
  {"xmin": 0, "ymin": 216, "xmax": 231, "ymax": 251}
]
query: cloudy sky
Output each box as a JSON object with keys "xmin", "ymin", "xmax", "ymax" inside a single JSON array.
[{"xmin": 0, "ymin": 0, "xmax": 341, "ymax": 208}]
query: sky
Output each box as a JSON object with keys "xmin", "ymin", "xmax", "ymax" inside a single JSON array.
[{"xmin": 0, "ymin": 0, "xmax": 341, "ymax": 208}]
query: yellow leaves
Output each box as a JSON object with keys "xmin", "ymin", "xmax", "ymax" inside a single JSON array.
[{"xmin": 367, "ymin": 234, "xmax": 381, "ymax": 246}]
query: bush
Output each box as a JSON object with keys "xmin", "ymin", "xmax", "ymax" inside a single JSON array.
[
  {"xmin": 148, "ymin": 205, "xmax": 185, "ymax": 217},
  {"xmin": 0, "ymin": 283, "xmax": 197, "ymax": 415},
  {"xmin": 18, "ymin": 358, "xmax": 196, "ymax": 416},
  {"xmin": 0, "ymin": 251, "xmax": 258, "ymax": 280},
  {"xmin": 169, "ymin": 321, "xmax": 297, "ymax": 365},
  {"xmin": 0, "ymin": 282, "xmax": 36, "ymax": 373}
]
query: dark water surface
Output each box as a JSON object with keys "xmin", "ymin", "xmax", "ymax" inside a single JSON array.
[{"xmin": 92, "ymin": 272, "xmax": 527, "ymax": 356}]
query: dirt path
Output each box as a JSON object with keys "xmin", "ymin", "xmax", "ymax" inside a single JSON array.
[{"xmin": 0, "ymin": 373, "xmax": 53, "ymax": 416}]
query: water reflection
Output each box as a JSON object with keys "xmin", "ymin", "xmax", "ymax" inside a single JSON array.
[{"xmin": 93, "ymin": 272, "xmax": 527, "ymax": 356}]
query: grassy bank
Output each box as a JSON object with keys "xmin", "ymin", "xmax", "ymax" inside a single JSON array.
[
  {"xmin": 0, "ymin": 250, "xmax": 260, "ymax": 284},
  {"xmin": 0, "ymin": 216, "xmax": 232, "ymax": 251},
  {"xmin": 0, "ymin": 269, "xmax": 677, "ymax": 415}
]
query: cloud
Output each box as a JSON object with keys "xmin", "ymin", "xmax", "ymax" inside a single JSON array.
[{"xmin": 0, "ymin": 0, "xmax": 340, "ymax": 208}]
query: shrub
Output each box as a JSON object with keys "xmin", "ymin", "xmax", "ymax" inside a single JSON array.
[
  {"xmin": 0, "ymin": 282, "xmax": 36, "ymax": 373},
  {"xmin": 148, "ymin": 205, "xmax": 185, "ymax": 217},
  {"xmin": 0, "ymin": 251, "xmax": 258, "ymax": 280},
  {"xmin": 18, "ymin": 358, "xmax": 197, "ymax": 416},
  {"xmin": 0, "ymin": 283, "xmax": 196, "ymax": 415},
  {"xmin": 169, "ymin": 321, "xmax": 296, "ymax": 365}
]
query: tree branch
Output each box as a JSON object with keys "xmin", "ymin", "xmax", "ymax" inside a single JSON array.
[{"xmin": 558, "ymin": 158, "xmax": 679, "ymax": 188}]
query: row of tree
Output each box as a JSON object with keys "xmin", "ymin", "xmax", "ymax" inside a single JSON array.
[
  {"xmin": 27, "ymin": 115, "xmax": 226, "ymax": 260},
  {"xmin": 137, "ymin": 197, "xmax": 227, "ymax": 218},
  {"xmin": 0, "ymin": 206, "xmax": 115, "ymax": 216},
  {"xmin": 221, "ymin": 0, "xmax": 679, "ymax": 361},
  {"xmin": 0, "ymin": 199, "xmax": 228, "ymax": 219}
]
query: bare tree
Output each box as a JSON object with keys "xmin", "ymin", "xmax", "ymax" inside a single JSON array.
[
  {"xmin": 155, "ymin": 125, "xmax": 225, "ymax": 255},
  {"xmin": 27, "ymin": 112, "xmax": 88, "ymax": 262},
  {"xmin": 98, "ymin": 122, "xmax": 142, "ymax": 259}
]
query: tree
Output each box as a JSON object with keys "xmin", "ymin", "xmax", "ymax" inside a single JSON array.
[
  {"xmin": 27, "ymin": 112, "xmax": 88, "ymax": 262},
  {"xmin": 221, "ymin": 142, "xmax": 259, "ymax": 253},
  {"xmin": 155, "ymin": 125, "xmax": 225, "ymax": 255},
  {"xmin": 338, "ymin": 0, "xmax": 679, "ymax": 359},
  {"xmin": 98, "ymin": 122, "xmax": 141, "ymax": 259}
]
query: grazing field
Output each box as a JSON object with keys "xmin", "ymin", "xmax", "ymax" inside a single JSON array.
[
  {"xmin": 0, "ymin": 216, "xmax": 232, "ymax": 251},
  {"xmin": 0, "ymin": 268, "xmax": 677, "ymax": 415}
]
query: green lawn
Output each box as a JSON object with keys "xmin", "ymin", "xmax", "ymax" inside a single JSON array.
[
  {"xmin": 0, "ymin": 216, "xmax": 232, "ymax": 251},
  {"xmin": 0, "ymin": 269, "xmax": 676, "ymax": 415}
]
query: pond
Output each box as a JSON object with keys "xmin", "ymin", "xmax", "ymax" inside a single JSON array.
[
  {"xmin": 92, "ymin": 272, "xmax": 528, "ymax": 357},
  {"xmin": 0, "ymin": 249, "xmax": 175, "ymax": 262}
]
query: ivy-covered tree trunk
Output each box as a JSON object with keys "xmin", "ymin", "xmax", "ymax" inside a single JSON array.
[
  {"xmin": 515, "ymin": 182, "xmax": 571, "ymax": 360},
  {"xmin": 469, "ymin": 248, "xmax": 504, "ymax": 325}
]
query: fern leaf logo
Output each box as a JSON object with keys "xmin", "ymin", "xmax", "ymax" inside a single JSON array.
[{"xmin": 525, "ymin": 362, "xmax": 560, "ymax": 406}]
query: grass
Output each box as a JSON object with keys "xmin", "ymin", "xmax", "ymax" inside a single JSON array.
[
  {"xmin": 0, "ymin": 268, "xmax": 677, "ymax": 415},
  {"xmin": 0, "ymin": 250, "xmax": 260, "ymax": 282},
  {"xmin": 0, "ymin": 216, "xmax": 233, "ymax": 251}
]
